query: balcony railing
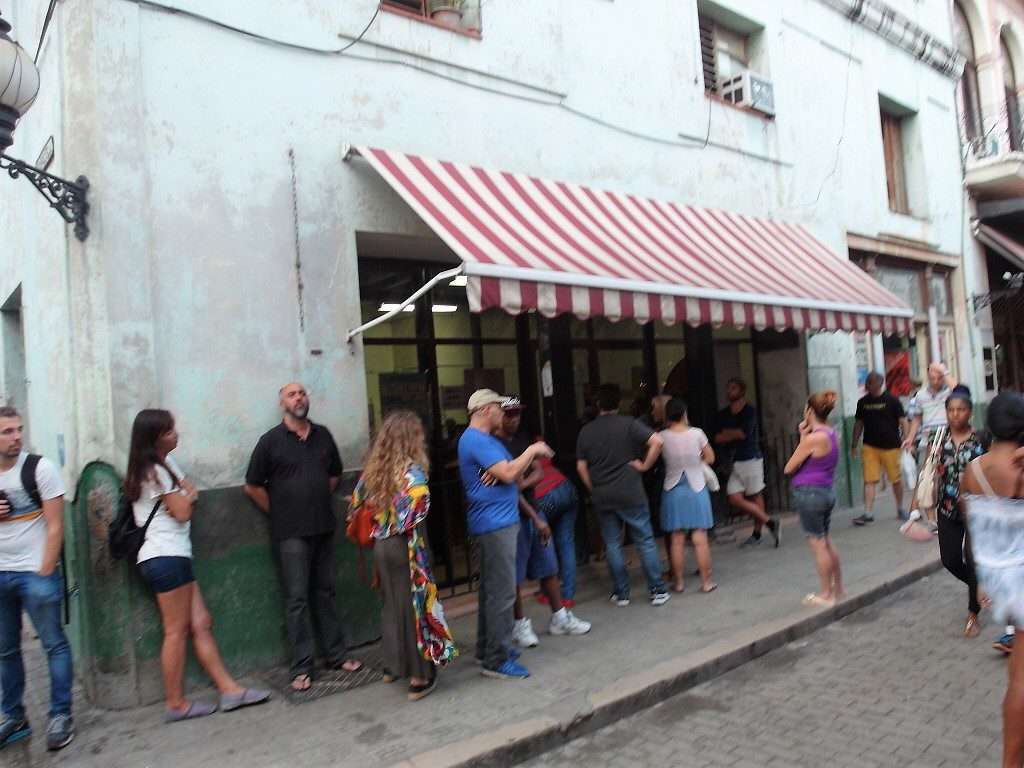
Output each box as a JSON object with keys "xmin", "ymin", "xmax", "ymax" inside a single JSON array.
[{"xmin": 960, "ymin": 99, "xmax": 1024, "ymax": 164}]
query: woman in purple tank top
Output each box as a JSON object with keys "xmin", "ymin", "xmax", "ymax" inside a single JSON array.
[{"xmin": 784, "ymin": 389, "xmax": 843, "ymax": 608}]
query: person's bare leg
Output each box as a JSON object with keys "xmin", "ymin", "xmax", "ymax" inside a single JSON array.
[
  {"xmin": 825, "ymin": 537, "xmax": 845, "ymax": 597},
  {"xmin": 892, "ymin": 480, "xmax": 904, "ymax": 513},
  {"xmin": 538, "ymin": 575, "xmax": 564, "ymax": 612},
  {"xmin": 514, "ymin": 587, "xmax": 523, "ymax": 621},
  {"xmin": 1004, "ymin": 626, "xmax": 1024, "ymax": 768},
  {"xmin": 189, "ymin": 585, "xmax": 244, "ymax": 696},
  {"xmin": 669, "ymin": 531, "xmax": 686, "ymax": 592},
  {"xmin": 691, "ymin": 530, "xmax": 715, "ymax": 590},
  {"xmin": 805, "ymin": 536, "xmax": 834, "ymax": 601},
  {"xmin": 727, "ymin": 493, "xmax": 770, "ymax": 527},
  {"xmin": 663, "ymin": 533, "xmax": 674, "ymax": 580},
  {"xmin": 155, "ymin": 584, "xmax": 194, "ymax": 711},
  {"xmin": 863, "ymin": 482, "xmax": 877, "ymax": 516}
]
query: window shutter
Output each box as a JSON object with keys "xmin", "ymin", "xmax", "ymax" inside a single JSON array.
[
  {"xmin": 881, "ymin": 113, "xmax": 909, "ymax": 215},
  {"xmin": 384, "ymin": 0, "xmax": 426, "ymax": 14},
  {"xmin": 698, "ymin": 15, "xmax": 718, "ymax": 93}
]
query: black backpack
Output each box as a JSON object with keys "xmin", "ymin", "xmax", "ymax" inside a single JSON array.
[
  {"xmin": 20, "ymin": 454, "xmax": 71, "ymax": 624},
  {"xmin": 107, "ymin": 490, "xmax": 161, "ymax": 562}
]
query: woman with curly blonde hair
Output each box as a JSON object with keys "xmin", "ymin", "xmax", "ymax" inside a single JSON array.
[
  {"xmin": 784, "ymin": 390, "xmax": 844, "ymax": 608},
  {"xmin": 349, "ymin": 411, "xmax": 455, "ymax": 701}
]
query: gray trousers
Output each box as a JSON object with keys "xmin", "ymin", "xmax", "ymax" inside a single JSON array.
[
  {"xmin": 473, "ymin": 523, "xmax": 519, "ymax": 669},
  {"xmin": 277, "ymin": 533, "xmax": 349, "ymax": 678}
]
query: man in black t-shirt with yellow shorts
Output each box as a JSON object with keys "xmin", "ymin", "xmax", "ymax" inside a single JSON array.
[{"xmin": 851, "ymin": 372, "xmax": 910, "ymax": 525}]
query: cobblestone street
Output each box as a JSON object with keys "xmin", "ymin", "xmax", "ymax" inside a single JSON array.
[{"xmin": 523, "ymin": 575, "xmax": 1005, "ymax": 768}]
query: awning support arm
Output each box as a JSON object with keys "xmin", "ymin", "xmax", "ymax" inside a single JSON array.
[{"xmin": 346, "ymin": 266, "xmax": 465, "ymax": 344}]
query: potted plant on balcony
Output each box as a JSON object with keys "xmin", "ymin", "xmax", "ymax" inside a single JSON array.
[{"xmin": 428, "ymin": 0, "xmax": 465, "ymax": 26}]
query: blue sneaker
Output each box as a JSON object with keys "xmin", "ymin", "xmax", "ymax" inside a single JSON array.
[
  {"xmin": 480, "ymin": 658, "xmax": 531, "ymax": 680},
  {"xmin": 473, "ymin": 647, "xmax": 523, "ymax": 666},
  {"xmin": 0, "ymin": 717, "xmax": 31, "ymax": 748}
]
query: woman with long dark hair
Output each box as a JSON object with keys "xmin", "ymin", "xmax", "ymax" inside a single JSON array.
[
  {"xmin": 960, "ymin": 392, "xmax": 1024, "ymax": 767},
  {"xmin": 126, "ymin": 409, "xmax": 269, "ymax": 722},
  {"xmin": 784, "ymin": 390, "xmax": 843, "ymax": 607},
  {"xmin": 914, "ymin": 386, "xmax": 988, "ymax": 637},
  {"xmin": 348, "ymin": 411, "xmax": 455, "ymax": 701}
]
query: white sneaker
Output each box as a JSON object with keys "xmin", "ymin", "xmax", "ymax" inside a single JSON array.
[
  {"xmin": 549, "ymin": 611, "xmax": 592, "ymax": 636},
  {"xmin": 513, "ymin": 618, "xmax": 539, "ymax": 648}
]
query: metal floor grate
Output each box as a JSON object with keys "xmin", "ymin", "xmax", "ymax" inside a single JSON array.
[{"xmin": 273, "ymin": 646, "xmax": 384, "ymax": 705}]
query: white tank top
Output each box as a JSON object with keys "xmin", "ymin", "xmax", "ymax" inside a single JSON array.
[{"xmin": 963, "ymin": 460, "xmax": 1024, "ymax": 625}]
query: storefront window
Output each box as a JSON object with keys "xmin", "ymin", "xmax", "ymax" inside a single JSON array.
[
  {"xmin": 359, "ymin": 261, "xmax": 422, "ymax": 340},
  {"xmin": 431, "ymin": 277, "xmax": 471, "ymax": 339},
  {"xmin": 657, "ymin": 343, "xmax": 687, "ymax": 396},
  {"xmin": 875, "ymin": 265, "xmax": 925, "ymax": 315},
  {"xmin": 598, "ymin": 348, "xmax": 649, "ymax": 415},
  {"xmin": 592, "ymin": 316, "xmax": 644, "ymax": 340},
  {"xmin": 480, "ymin": 308, "xmax": 517, "ymax": 339},
  {"xmin": 654, "ymin": 320, "xmax": 685, "ymax": 340}
]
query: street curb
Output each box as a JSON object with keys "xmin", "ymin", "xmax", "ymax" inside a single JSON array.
[{"xmin": 393, "ymin": 552, "xmax": 942, "ymax": 768}]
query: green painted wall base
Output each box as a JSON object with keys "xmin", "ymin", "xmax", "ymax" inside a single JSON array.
[{"xmin": 69, "ymin": 464, "xmax": 380, "ymax": 709}]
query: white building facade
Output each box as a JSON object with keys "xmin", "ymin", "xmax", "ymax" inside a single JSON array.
[{"xmin": 0, "ymin": 0, "xmax": 975, "ymax": 703}]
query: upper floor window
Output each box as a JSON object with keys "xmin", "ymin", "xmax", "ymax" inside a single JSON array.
[
  {"xmin": 953, "ymin": 2, "xmax": 983, "ymax": 143},
  {"xmin": 382, "ymin": 0, "xmax": 480, "ymax": 32},
  {"xmin": 698, "ymin": 13, "xmax": 749, "ymax": 94},
  {"xmin": 880, "ymin": 110, "xmax": 910, "ymax": 215},
  {"xmin": 1002, "ymin": 36, "xmax": 1023, "ymax": 152}
]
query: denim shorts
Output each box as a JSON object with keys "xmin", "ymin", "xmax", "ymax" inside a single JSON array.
[
  {"xmin": 138, "ymin": 556, "xmax": 195, "ymax": 593},
  {"xmin": 794, "ymin": 485, "xmax": 836, "ymax": 538},
  {"xmin": 515, "ymin": 513, "xmax": 559, "ymax": 585}
]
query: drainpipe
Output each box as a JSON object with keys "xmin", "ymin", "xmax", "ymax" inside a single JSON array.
[{"xmin": 929, "ymin": 306, "xmax": 942, "ymax": 364}]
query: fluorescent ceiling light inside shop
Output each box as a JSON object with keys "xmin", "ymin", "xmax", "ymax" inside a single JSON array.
[{"xmin": 377, "ymin": 303, "xmax": 460, "ymax": 313}]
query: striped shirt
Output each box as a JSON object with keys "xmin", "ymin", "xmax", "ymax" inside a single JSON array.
[
  {"xmin": 907, "ymin": 384, "xmax": 953, "ymax": 437},
  {"xmin": 534, "ymin": 456, "xmax": 569, "ymax": 499}
]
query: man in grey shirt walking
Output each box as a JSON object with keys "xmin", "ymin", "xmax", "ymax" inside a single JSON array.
[{"xmin": 576, "ymin": 383, "xmax": 669, "ymax": 607}]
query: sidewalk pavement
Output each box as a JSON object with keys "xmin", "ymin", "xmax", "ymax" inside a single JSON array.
[{"xmin": 9, "ymin": 502, "xmax": 946, "ymax": 768}]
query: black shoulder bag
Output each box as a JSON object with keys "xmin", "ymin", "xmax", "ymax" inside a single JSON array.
[{"xmin": 107, "ymin": 492, "xmax": 161, "ymax": 562}]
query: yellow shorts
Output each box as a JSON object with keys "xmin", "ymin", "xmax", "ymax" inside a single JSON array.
[{"xmin": 862, "ymin": 445, "xmax": 901, "ymax": 484}]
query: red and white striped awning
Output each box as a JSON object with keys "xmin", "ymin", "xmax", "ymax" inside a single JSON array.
[{"xmin": 355, "ymin": 146, "xmax": 914, "ymax": 335}]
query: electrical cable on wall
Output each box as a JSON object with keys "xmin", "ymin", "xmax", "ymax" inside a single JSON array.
[
  {"xmin": 34, "ymin": 0, "xmax": 58, "ymax": 61},
  {"xmin": 784, "ymin": 16, "xmax": 856, "ymax": 210},
  {"xmin": 124, "ymin": 0, "xmax": 712, "ymax": 153}
]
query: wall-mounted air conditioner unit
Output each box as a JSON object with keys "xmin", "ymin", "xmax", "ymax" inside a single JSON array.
[
  {"xmin": 719, "ymin": 70, "xmax": 775, "ymax": 117},
  {"xmin": 972, "ymin": 136, "xmax": 1001, "ymax": 158}
]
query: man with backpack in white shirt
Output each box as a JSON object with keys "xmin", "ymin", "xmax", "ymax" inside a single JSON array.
[{"xmin": 0, "ymin": 407, "xmax": 75, "ymax": 751}]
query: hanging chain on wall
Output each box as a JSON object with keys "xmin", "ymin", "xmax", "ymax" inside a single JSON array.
[{"xmin": 288, "ymin": 148, "xmax": 306, "ymax": 333}]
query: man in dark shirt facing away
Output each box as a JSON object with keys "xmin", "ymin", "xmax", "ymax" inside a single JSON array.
[
  {"xmin": 850, "ymin": 371, "xmax": 910, "ymax": 525},
  {"xmin": 244, "ymin": 382, "xmax": 362, "ymax": 692},
  {"xmin": 713, "ymin": 377, "xmax": 780, "ymax": 551},
  {"xmin": 577, "ymin": 383, "xmax": 670, "ymax": 607}
]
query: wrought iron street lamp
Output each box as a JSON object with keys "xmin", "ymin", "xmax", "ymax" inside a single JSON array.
[{"xmin": 0, "ymin": 11, "xmax": 89, "ymax": 240}]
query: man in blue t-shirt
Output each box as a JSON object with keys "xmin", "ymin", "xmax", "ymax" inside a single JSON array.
[
  {"xmin": 458, "ymin": 389, "xmax": 553, "ymax": 680},
  {"xmin": 713, "ymin": 377, "xmax": 780, "ymax": 551}
]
